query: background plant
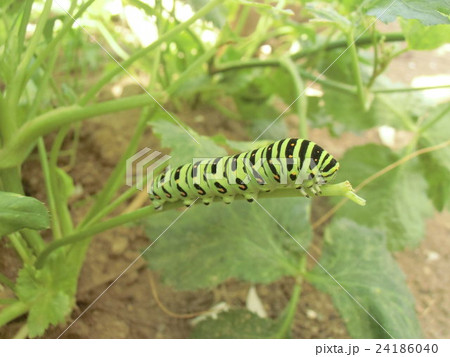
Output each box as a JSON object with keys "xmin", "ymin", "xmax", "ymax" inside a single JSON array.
[{"xmin": 0, "ymin": 0, "xmax": 449, "ymax": 338}]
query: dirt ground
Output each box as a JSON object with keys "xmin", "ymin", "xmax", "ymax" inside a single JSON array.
[{"xmin": 0, "ymin": 41, "xmax": 449, "ymax": 339}]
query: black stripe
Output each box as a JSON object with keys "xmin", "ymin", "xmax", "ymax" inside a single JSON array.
[
  {"xmin": 285, "ymin": 138, "xmax": 297, "ymax": 171},
  {"xmin": 298, "ymin": 139, "xmax": 310, "ymax": 162},
  {"xmin": 322, "ymin": 158, "xmax": 338, "ymax": 174}
]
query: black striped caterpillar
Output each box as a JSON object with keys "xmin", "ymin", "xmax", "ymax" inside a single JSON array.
[{"xmin": 149, "ymin": 138, "xmax": 339, "ymax": 208}]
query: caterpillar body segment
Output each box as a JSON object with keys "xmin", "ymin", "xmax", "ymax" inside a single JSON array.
[{"xmin": 149, "ymin": 138, "xmax": 339, "ymax": 209}]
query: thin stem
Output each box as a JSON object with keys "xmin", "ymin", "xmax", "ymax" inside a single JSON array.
[
  {"xmin": 37, "ymin": 138, "xmax": 62, "ymax": 238},
  {"xmin": 0, "ymin": 94, "xmax": 156, "ymax": 169},
  {"xmin": 374, "ymin": 84, "xmax": 450, "ymax": 94},
  {"xmin": 8, "ymin": 233, "xmax": 32, "ymax": 264},
  {"xmin": 0, "ymin": 301, "xmax": 28, "ymax": 328},
  {"xmin": 347, "ymin": 30, "xmax": 366, "ymax": 110},
  {"xmin": 419, "ymin": 103, "xmax": 450, "ymax": 134},
  {"xmin": 36, "ymin": 181, "xmax": 364, "ymax": 268},
  {"xmin": 80, "ymin": 0, "xmax": 223, "ymax": 104},
  {"xmin": 279, "ymin": 57, "xmax": 308, "ymax": 138},
  {"xmin": 312, "ymin": 140, "xmax": 450, "ymax": 230},
  {"xmin": 0, "ymin": 273, "xmax": 15, "ymax": 291},
  {"xmin": 273, "ymin": 280, "xmax": 302, "ymax": 338}
]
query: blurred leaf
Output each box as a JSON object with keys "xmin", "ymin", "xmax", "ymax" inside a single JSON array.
[
  {"xmin": 16, "ymin": 254, "xmax": 76, "ymax": 337},
  {"xmin": 335, "ymin": 144, "xmax": 433, "ymax": 250},
  {"xmin": 418, "ymin": 103, "xmax": 450, "ymax": 211},
  {"xmin": 191, "ymin": 309, "xmax": 279, "ymax": 338},
  {"xmin": 307, "ymin": 219, "xmax": 422, "ymax": 338},
  {"xmin": 144, "ymin": 198, "xmax": 310, "ymax": 290},
  {"xmin": 0, "ymin": 192, "xmax": 49, "ymax": 237},
  {"xmin": 149, "ymin": 119, "xmax": 227, "ymax": 166},
  {"xmin": 365, "ymin": 0, "xmax": 450, "ymax": 25},
  {"xmin": 401, "ymin": 19, "xmax": 450, "ymax": 50}
]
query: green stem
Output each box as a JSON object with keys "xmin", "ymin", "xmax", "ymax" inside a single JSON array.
[
  {"xmin": 38, "ymin": 138, "xmax": 62, "ymax": 238},
  {"xmin": 7, "ymin": 0, "xmax": 53, "ymax": 122},
  {"xmin": 8, "ymin": 233, "xmax": 32, "ymax": 264},
  {"xmin": 0, "ymin": 94, "xmax": 156, "ymax": 169},
  {"xmin": 36, "ymin": 181, "xmax": 364, "ymax": 268},
  {"xmin": 291, "ymin": 32, "xmax": 405, "ymax": 61},
  {"xmin": 0, "ymin": 301, "xmax": 28, "ymax": 328},
  {"xmin": 279, "ymin": 58, "xmax": 308, "ymax": 138},
  {"xmin": 0, "ymin": 273, "xmax": 15, "ymax": 291},
  {"xmin": 347, "ymin": 30, "xmax": 366, "ymax": 110},
  {"xmin": 419, "ymin": 103, "xmax": 450, "ymax": 134},
  {"xmin": 374, "ymin": 84, "xmax": 450, "ymax": 94},
  {"xmin": 273, "ymin": 280, "xmax": 302, "ymax": 338},
  {"xmin": 79, "ymin": 0, "xmax": 223, "ymax": 104},
  {"xmin": 213, "ymin": 59, "xmax": 356, "ymax": 94}
]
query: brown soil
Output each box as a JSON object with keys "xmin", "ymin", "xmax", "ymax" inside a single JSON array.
[{"xmin": 1, "ymin": 43, "xmax": 449, "ymax": 339}]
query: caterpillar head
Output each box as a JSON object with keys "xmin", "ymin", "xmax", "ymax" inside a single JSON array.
[{"xmin": 319, "ymin": 156, "xmax": 339, "ymax": 183}]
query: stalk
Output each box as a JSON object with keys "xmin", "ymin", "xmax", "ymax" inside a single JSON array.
[
  {"xmin": 0, "ymin": 94, "xmax": 156, "ymax": 169},
  {"xmin": 0, "ymin": 301, "xmax": 28, "ymax": 328},
  {"xmin": 36, "ymin": 181, "xmax": 365, "ymax": 268}
]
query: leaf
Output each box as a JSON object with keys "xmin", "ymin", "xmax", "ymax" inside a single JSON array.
[
  {"xmin": 365, "ymin": 0, "xmax": 450, "ymax": 26},
  {"xmin": 307, "ymin": 218, "xmax": 422, "ymax": 338},
  {"xmin": 306, "ymin": 3, "xmax": 352, "ymax": 31},
  {"xmin": 334, "ymin": 144, "xmax": 433, "ymax": 250},
  {"xmin": 191, "ymin": 309, "xmax": 279, "ymax": 338},
  {"xmin": 0, "ymin": 191, "xmax": 50, "ymax": 237},
  {"xmin": 144, "ymin": 198, "xmax": 311, "ymax": 290},
  {"xmin": 418, "ymin": 103, "xmax": 450, "ymax": 211},
  {"xmin": 400, "ymin": 19, "xmax": 450, "ymax": 50},
  {"xmin": 149, "ymin": 119, "xmax": 227, "ymax": 167},
  {"xmin": 15, "ymin": 254, "xmax": 77, "ymax": 337}
]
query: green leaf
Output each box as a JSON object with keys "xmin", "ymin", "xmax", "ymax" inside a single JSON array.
[
  {"xmin": 335, "ymin": 144, "xmax": 433, "ymax": 250},
  {"xmin": 149, "ymin": 119, "xmax": 227, "ymax": 167},
  {"xmin": 306, "ymin": 3, "xmax": 352, "ymax": 31},
  {"xmin": 0, "ymin": 191, "xmax": 50, "ymax": 237},
  {"xmin": 15, "ymin": 254, "xmax": 77, "ymax": 337},
  {"xmin": 365, "ymin": 0, "xmax": 450, "ymax": 25},
  {"xmin": 418, "ymin": 104, "xmax": 450, "ymax": 211},
  {"xmin": 401, "ymin": 18, "xmax": 450, "ymax": 49},
  {"xmin": 144, "ymin": 198, "xmax": 311, "ymax": 290},
  {"xmin": 191, "ymin": 309, "xmax": 279, "ymax": 338},
  {"xmin": 307, "ymin": 219, "xmax": 422, "ymax": 338}
]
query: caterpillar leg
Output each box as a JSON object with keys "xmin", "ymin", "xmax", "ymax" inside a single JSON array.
[
  {"xmin": 222, "ymin": 195, "xmax": 235, "ymax": 204},
  {"xmin": 244, "ymin": 193, "xmax": 256, "ymax": 203},
  {"xmin": 296, "ymin": 186, "xmax": 310, "ymax": 198},
  {"xmin": 183, "ymin": 199, "xmax": 195, "ymax": 207},
  {"xmin": 202, "ymin": 197, "xmax": 213, "ymax": 206}
]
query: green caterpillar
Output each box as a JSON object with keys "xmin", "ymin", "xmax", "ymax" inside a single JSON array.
[{"xmin": 149, "ymin": 138, "xmax": 339, "ymax": 208}]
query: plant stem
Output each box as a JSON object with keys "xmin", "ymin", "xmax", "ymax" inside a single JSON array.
[
  {"xmin": 374, "ymin": 84, "xmax": 450, "ymax": 94},
  {"xmin": 347, "ymin": 30, "xmax": 367, "ymax": 110},
  {"xmin": 0, "ymin": 273, "xmax": 15, "ymax": 291},
  {"xmin": 0, "ymin": 94, "xmax": 156, "ymax": 169},
  {"xmin": 38, "ymin": 139, "xmax": 62, "ymax": 238},
  {"xmin": 273, "ymin": 280, "xmax": 302, "ymax": 338},
  {"xmin": 0, "ymin": 301, "xmax": 28, "ymax": 328},
  {"xmin": 419, "ymin": 103, "xmax": 450, "ymax": 134},
  {"xmin": 79, "ymin": 0, "xmax": 223, "ymax": 104},
  {"xmin": 8, "ymin": 233, "xmax": 32, "ymax": 265},
  {"xmin": 36, "ymin": 181, "xmax": 364, "ymax": 268},
  {"xmin": 279, "ymin": 57, "xmax": 308, "ymax": 138}
]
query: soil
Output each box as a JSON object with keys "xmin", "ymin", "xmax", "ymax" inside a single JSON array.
[{"xmin": 0, "ymin": 40, "xmax": 449, "ymax": 339}]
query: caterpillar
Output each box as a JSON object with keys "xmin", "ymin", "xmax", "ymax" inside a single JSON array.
[{"xmin": 149, "ymin": 138, "xmax": 339, "ymax": 209}]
